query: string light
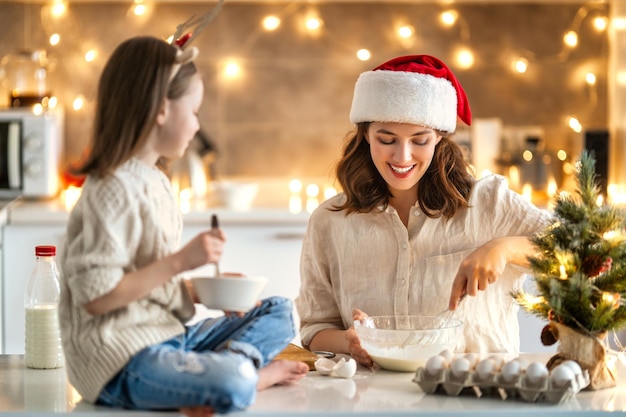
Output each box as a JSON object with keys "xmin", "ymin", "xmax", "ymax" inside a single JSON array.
[
  {"xmin": 440, "ymin": 10, "xmax": 458, "ymax": 27},
  {"xmin": 51, "ymin": 0, "xmax": 67, "ymax": 18},
  {"xmin": 262, "ymin": 15, "xmax": 281, "ymax": 31},
  {"xmin": 72, "ymin": 95, "xmax": 84, "ymax": 111},
  {"xmin": 356, "ymin": 49, "xmax": 371, "ymax": 61},
  {"xmin": 223, "ymin": 60, "xmax": 242, "ymax": 79},
  {"xmin": 557, "ymin": 150, "xmax": 568, "ymax": 161},
  {"xmin": 455, "ymin": 48, "xmax": 474, "ymax": 69},
  {"xmin": 568, "ymin": 116, "xmax": 582, "ymax": 133},
  {"xmin": 49, "ymin": 33, "xmax": 60, "ymax": 46},
  {"xmin": 513, "ymin": 57, "xmax": 528, "ymax": 74},
  {"xmin": 84, "ymin": 50, "xmax": 97, "ymax": 63},
  {"xmin": 397, "ymin": 25, "xmax": 414, "ymax": 39},
  {"xmin": 585, "ymin": 72, "xmax": 597, "ymax": 85},
  {"xmin": 563, "ymin": 30, "xmax": 578, "ymax": 48}
]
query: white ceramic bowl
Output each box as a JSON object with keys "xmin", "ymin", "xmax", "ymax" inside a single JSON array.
[
  {"xmin": 354, "ymin": 315, "xmax": 463, "ymax": 372},
  {"xmin": 191, "ymin": 276, "xmax": 268, "ymax": 312},
  {"xmin": 212, "ymin": 181, "xmax": 259, "ymax": 211}
]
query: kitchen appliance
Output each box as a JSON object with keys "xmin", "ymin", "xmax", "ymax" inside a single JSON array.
[{"xmin": 0, "ymin": 107, "xmax": 64, "ymax": 199}]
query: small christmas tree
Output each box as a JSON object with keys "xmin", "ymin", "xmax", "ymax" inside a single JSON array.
[{"xmin": 513, "ymin": 150, "xmax": 626, "ymax": 390}]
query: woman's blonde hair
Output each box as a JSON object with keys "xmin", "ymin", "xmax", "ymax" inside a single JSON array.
[
  {"xmin": 74, "ymin": 36, "xmax": 198, "ymax": 177},
  {"xmin": 333, "ymin": 122, "xmax": 474, "ymax": 219}
]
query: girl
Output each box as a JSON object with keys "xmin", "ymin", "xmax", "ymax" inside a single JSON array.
[
  {"xmin": 295, "ymin": 54, "xmax": 553, "ymax": 367},
  {"xmin": 59, "ymin": 36, "xmax": 307, "ymax": 417}
]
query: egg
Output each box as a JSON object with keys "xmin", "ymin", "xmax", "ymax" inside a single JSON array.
[
  {"xmin": 439, "ymin": 349, "xmax": 454, "ymax": 363},
  {"xmin": 550, "ymin": 364, "xmax": 576, "ymax": 388},
  {"xmin": 500, "ymin": 360, "xmax": 522, "ymax": 383},
  {"xmin": 450, "ymin": 357, "xmax": 471, "ymax": 378},
  {"xmin": 475, "ymin": 358, "xmax": 497, "ymax": 380},
  {"xmin": 487, "ymin": 354, "xmax": 506, "ymax": 369},
  {"xmin": 559, "ymin": 360, "xmax": 583, "ymax": 377},
  {"xmin": 425, "ymin": 354, "xmax": 449, "ymax": 376},
  {"xmin": 464, "ymin": 353, "xmax": 480, "ymax": 368},
  {"xmin": 513, "ymin": 357, "xmax": 529, "ymax": 372},
  {"xmin": 524, "ymin": 361, "xmax": 549, "ymax": 385}
]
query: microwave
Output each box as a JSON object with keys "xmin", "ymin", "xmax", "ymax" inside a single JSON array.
[{"xmin": 0, "ymin": 107, "xmax": 64, "ymax": 199}]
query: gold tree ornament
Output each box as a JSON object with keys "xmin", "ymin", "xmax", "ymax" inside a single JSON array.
[{"xmin": 513, "ymin": 150, "xmax": 626, "ymax": 390}]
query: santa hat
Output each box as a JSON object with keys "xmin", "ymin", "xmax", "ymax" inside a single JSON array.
[{"xmin": 349, "ymin": 55, "xmax": 472, "ymax": 133}]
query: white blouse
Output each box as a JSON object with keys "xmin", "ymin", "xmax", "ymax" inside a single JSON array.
[{"xmin": 296, "ymin": 174, "xmax": 552, "ymax": 353}]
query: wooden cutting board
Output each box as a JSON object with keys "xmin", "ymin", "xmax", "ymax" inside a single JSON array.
[{"xmin": 274, "ymin": 343, "xmax": 319, "ymax": 370}]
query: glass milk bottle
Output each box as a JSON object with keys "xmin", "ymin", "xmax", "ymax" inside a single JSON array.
[{"xmin": 24, "ymin": 245, "xmax": 64, "ymax": 369}]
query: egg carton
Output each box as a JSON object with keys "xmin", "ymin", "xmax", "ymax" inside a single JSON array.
[{"xmin": 412, "ymin": 357, "xmax": 590, "ymax": 404}]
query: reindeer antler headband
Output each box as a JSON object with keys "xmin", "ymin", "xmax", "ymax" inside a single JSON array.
[{"xmin": 168, "ymin": 0, "xmax": 225, "ymax": 82}]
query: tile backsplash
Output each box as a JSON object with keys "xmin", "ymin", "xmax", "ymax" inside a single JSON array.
[{"xmin": 0, "ymin": 1, "xmax": 608, "ymax": 181}]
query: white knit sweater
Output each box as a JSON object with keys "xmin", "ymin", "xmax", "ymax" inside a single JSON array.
[{"xmin": 58, "ymin": 158, "xmax": 195, "ymax": 403}]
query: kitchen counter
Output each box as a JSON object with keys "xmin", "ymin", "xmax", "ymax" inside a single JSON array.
[{"xmin": 2, "ymin": 353, "xmax": 626, "ymax": 416}]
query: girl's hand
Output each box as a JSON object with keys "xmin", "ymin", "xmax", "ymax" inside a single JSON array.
[
  {"xmin": 347, "ymin": 308, "xmax": 373, "ymax": 367},
  {"xmin": 179, "ymin": 229, "xmax": 226, "ymax": 271}
]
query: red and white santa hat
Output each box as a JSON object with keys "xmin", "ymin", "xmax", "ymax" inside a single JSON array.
[{"xmin": 349, "ymin": 54, "xmax": 472, "ymax": 133}]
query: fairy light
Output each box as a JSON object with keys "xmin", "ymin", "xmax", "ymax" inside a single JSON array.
[
  {"xmin": 356, "ymin": 49, "xmax": 371, "ymax": 61},
  {"xmin": 262, "ymin": 15, "xmax": 281, "ymax": 31},
  {"xmin": 560, "ymin": 264, "xmax": 567, "ymax": 279},
  {"xmin": 132, "ymin": 3, "xmax": 146, "ymax": 16},
  {"xmin": 32, "ymin": 103, "xmax": 43, "ymax": 116},
  {"xmin": 72, "ymin": 95, "xmax": 84, "ymax": 111},
  {"xmin": 563, "ymin": 30, "xmax": 578, "ymax": 48},
  {"xmin": 84, "ymin": 50, "xmax": 97, "ymax": 63},
  {"xmin": 323, "ymin": 186, "xmax": 337, "ymax": 200},
  {"xmin": 513, "ymin": 57, "xmax": 528, "ymax": 74},
  {"xmin": 51, "ymin": 0, "xmax": 67, "ymax": 18},
  {"xmin": 440, "ymin": 10, "xmax": 458, "ymax": 26},
  {"xmin": 522, "ymin": 150, "xmax": 533, "ymax": 162},
  {"xmin": 568, "ymin": 116, "xmax": 582, "ymax": 133},
  {"xmin": 223, "ymin": 61, "xmax": 241, "ymax": 79},
  {"xmin": 585, "ymin": 72, "xmax": 597, "ymax": 85},
  {"xmin": 49, "ymin": 33, "xmax": 60, "ymax": 46},
  {"xmin": 48, "ymin": 96, "xmax": 58, "ymax": 109},
  {"xmin": 455, "ymin": 48, "xmax": 474, "ymax": 69},
  {"xmin": 306, "ymin": 183, "xmax": 320, "ymax": 213},
  {"xmin": 305, "ymin": 17, "xmax": 322, "ymax": 31},
  {"xmin": 557, "ymin": 150, "xmax": 568, "ymax": 161},
  {"xmin": 593, "ymin": 16, "xmax": 608, "ymax": 31},
  {"xmin": 397, "ymin": 25, "xmax": 414, "ymax": 39}
]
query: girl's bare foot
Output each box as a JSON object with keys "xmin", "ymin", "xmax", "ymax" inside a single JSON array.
[{"xmin": 257, "ymin": 360, "xmax": 309, "ymax": 390}]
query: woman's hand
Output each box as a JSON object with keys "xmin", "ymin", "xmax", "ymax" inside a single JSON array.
[
  {"xmin": 448, "ymin": 236, "xmax": 535, "ymax": 309},
  {"xmin": 347, "ymin": 308, "xmax": 373, "ymax": 368}
]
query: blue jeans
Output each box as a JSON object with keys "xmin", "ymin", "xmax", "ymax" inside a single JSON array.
[{"xmin": 97, "ymin": 296, "xmax": 296, "ymax": 413}]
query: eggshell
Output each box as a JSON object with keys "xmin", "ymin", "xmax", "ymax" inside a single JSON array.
[
  {"xmin": 332, "ymin": 358, "xmax": 357, "ymax": 378},
  {"xmin": 550, "ymin": 364, "xmax": 576, "ymax": 388},
  {"xmin": 525, "ymin": 361, "xmax": 549, "ymax": 385},
  {"xmin": 450, "ymin": 357, "xmax": 471, "ymax": 378},
  {"xmin": 475, "ymin": 358, "xmax": 497, "ymax": 380},
  {"xmin": 315, "ymin": 357, "xmax": 336, "ymax": 376},
  {"xmin": 500, "ymin": 360, "xmax": 521, "ymax": 383},
  {"xmin": 425, "ymin": 354, "xmax": 449, "ymax": 376}
]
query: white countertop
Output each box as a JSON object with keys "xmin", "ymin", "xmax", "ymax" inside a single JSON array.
[{"xmin": 2, "ymin": 353, "xmax": 626, "ymax": 416}]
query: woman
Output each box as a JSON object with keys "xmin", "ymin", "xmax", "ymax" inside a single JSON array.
[{"xmin": 295, "ymin": 54, "xmax": 552, "ymax": 367}]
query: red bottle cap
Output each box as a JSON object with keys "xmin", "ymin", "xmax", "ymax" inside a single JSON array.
[{"xmin": 35, "ymin": 245, "xmax": 56, "ymax": 256}]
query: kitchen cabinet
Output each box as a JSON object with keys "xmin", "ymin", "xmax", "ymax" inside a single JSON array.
[
  {"xmin": 0, "ymin": 197, "xmax": 555, "ymax": 355},
  {"xmin": 0, "ymin": 198, "xmax": 310, "ymax": 354}
]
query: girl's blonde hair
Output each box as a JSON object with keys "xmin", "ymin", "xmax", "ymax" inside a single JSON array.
[{"xmin": 75, "ymin": 36, "xmax": 198, "ymax": 177}]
